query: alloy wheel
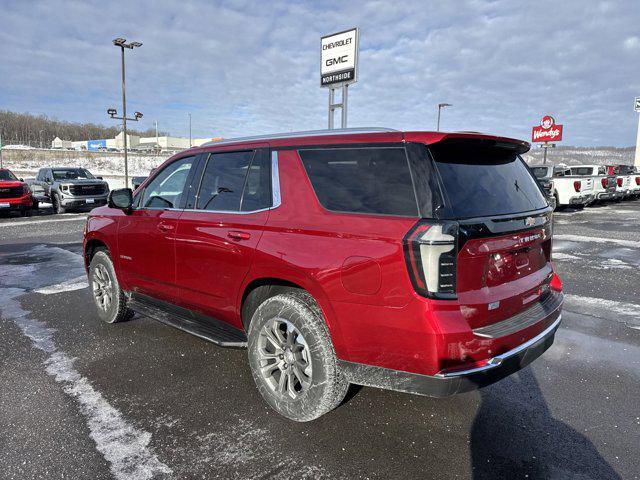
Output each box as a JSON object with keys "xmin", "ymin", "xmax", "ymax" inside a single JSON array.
[
  {"xmin": 256, "ymin": 318, "xmax": 313, "ymax": 399},
  {"xmin": 92, "ymin": 263, "xmax": 113, "ymax": 311}
]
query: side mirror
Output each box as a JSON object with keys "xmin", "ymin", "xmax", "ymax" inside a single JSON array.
[
  {"xmin": 19, "ymin": 178, "xmax": 24, "ymax": 182},
  {"xmin": 45, "ymin": 177, "xmax": 52, "ymax": 183},
  {"xmin": 96, "ymin": 176, "xmax": 103, "ymax": 180},
  {"xmin": 108, "ymin": 188, "xmax": 133, "ymax": 211}
]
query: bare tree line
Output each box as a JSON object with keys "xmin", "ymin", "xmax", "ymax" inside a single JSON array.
[{"xmin": 0, "ymin": 110, "xmax": 167, "ymax": 147}]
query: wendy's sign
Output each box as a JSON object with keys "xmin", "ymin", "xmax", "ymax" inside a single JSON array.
[{"xmin": 532, "ymin": 115, "xmax": 563, "ymax": 142}]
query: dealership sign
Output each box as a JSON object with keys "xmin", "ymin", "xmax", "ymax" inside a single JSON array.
[
  {"xmin": 532, "ymin": 115, "xmax": 563, "ymax": 142},
  {"xmin": 321, "ymin": 28, "xmax": 359, "ymax": 87}
]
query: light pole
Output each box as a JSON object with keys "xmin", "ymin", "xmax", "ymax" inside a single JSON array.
[
  {"xmin": 437, "ymin": 103, "xmax": 452, "ymax": 131},
  {"xmin": 39, "ymin": 129, "xmax": 44, "ymax": 149},
  {"xmin": 188, "ymin": 113, "xmax": 192, "ymax": 147},
  {"xmin": 109, "ymin": 37, "xmax": 143, "ymax": 188}
]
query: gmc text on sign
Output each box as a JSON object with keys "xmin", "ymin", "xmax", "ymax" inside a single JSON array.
[{"xmin": 321, "ymin": 28, "xmax": 359, "ymax": 87}]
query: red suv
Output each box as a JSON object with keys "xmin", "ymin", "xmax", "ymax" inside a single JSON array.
[
  {"xmin": 84, "ymin": 128, "xmax": 563, "ymax": 421},
  {"xmin": 0, "ymin": 168, "xmax": 36, "ymax": 216}
]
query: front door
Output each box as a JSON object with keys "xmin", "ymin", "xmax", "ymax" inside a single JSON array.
[
  {"xmin": 174, "ymin": 148, "xmax": 272, "ymax": 327},
  {"xmin": 118, "ymin": 155, "xmax": 197, "ymax": 302}
]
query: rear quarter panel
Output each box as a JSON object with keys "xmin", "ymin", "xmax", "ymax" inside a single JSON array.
[{"xmin": 243, "ymin": 149, "xmax": 418, "ymax": 361}]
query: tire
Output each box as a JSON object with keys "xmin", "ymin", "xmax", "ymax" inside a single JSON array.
[
  {"xmin": 52, "ymin": 194, "xmax": 66, "ymax": 214},
  {"xmin": 20, "ymin": 208, "xmax": 32, "ymax": 217},
  {"xmin": 32, "ymin": 200, "xmax": 39, "ymax": 210},
  {"xmin": 88, "ymin": 250, "xmax": 134, "ymax": 324},
  {"xmin": 247, "ymin": 290, "xmax": 349, "ymax": 422}
]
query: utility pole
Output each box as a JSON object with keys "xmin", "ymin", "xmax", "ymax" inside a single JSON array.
[
  {"xmin": 0, "ymin": 132, "xmax": 3, "ymax": 169},
  {"xmin": 109, "ymin": 38, "xmax": 143, "ymax": 188},
  {"xmin": 437, "ymin": 103, "xmax": 452, "ymax": 131},
  {"xmin": 155, "ymin": 120, "xmax": 159, "ymax": 149},
  {"xmin": 39, "ymin": 129, "xmax": 44, "ymax": 149},
  {"xmin": 188, "ymin": 113, "xmax": 192, "ymax": 147}
]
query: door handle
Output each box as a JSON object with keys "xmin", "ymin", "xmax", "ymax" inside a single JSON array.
[
  {"xmin": 157, "ymin": 222, "xmax": 174, "ymax": 232},
  {"xmin": 228, "ymin": 230, "xmax": 251, "ymax": 240}
]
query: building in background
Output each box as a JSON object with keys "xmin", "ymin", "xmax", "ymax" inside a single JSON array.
[{"xmin": 53, "ymin": 133, "xmax": 222, "ymax": 152}]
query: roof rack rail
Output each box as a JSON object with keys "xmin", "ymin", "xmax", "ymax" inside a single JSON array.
[{"xmin": 201, "ymin": 127, "xmax": 398, "ymax": 147}]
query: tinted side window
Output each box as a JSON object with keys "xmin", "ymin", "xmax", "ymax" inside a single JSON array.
[
  {"xmin": 241, "ymin": 151, "xmax": 271, "ymax": 211},
  {"xmin": 298, "ymin": 147, "xmax": 419, "ymax": 216},
  {"xmin": 142, "ymin": 156, "xmax": 194, "ymax": 209},
  {"xmin": 196, "ymin": 151, "xmax": 254, "ymax": 211}
]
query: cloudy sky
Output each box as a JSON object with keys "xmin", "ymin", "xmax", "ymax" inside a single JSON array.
[{"xmin": 1, "ymin": 0, "xmax": 639, "ymax": 146}]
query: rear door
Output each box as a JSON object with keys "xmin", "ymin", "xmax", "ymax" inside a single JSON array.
[
  {"xmin": 118, "ymin": 155, "xmax": 197, "ymax": 302},
  {"xmin": 428, "ymin": 139, "xmax": 553, "ymax": 329},
  {"xmin": 173, "ymin": 147, "xmax": 272, "ymax": 326}
]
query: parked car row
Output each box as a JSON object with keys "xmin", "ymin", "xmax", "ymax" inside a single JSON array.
[
  {"xmin": 530, "ymin": 163, "xmax": 640, "ymax": 209},
  {"xmin": 0, "ymin": 167, "xmax": 110, "ymax": 216}
]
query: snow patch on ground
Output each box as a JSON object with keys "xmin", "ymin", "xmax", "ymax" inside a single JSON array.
[
  {"xmin": 194, "ymin": 417, "xmax": 338, "ymax": 479},
  {"xmin": 564, "ymin": 294, "xmax": 640, "ymax": 328},
  {"xmin": 0, "ymin": 246, "xmax": 172, "ymax": 480},
  {"xmin": 552, "ymin": 252, "xmax": 580, "ymax": 261},
  {"xmin": 554, "ymin": 234, "xmax": 640, "ymax": 249},
  {"xmin": 34, "ymin": 276, "xmax": 88, "ymax": 294}
]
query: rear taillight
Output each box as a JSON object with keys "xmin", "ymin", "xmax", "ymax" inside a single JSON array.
[
  {"xmin": 636, "ymin": 177, "xmax": 640, "ymax": 186},
  {"xmin": 550, "ymin": 272, "xmax": 563, "ymax": 293},
  {"xmin": 601, "ymin": 178, "xmax": 608, "ymax": 189},
  {"xmin": 617, "ymin": 178, "xmax": 623, "ymax": 187},
  {"xmin": 573, "ymin": 181, "xmax": 581, "ymax": 192},
  {"xmin": 404, "ymin": 220, "xmax": 458, "ymax": 299}
]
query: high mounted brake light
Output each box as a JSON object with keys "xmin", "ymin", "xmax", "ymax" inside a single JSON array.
[{"xmin": 403, "ymin": 220, "xmax": 458, "ymax": 299}]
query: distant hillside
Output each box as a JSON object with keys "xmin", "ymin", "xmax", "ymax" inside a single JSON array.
[
  {"xmin": 0, "ymin": 110, "xmax": 167, "ymax": 147},
  {"xmin": 522, "ymin": 146, "xmax": 635, "ymax": 166}
]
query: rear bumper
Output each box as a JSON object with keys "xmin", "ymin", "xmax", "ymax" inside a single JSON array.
[
  {"xmin": 596, "ymin": 191, "xmax": 615, "ymax": 200},
  {"xmin": 340, "ymin": 315, "xmax": 562, "ymax": 397},
  {"xmin": 569, "ymin": 193, "xmax": 594, "ymax": 205}
]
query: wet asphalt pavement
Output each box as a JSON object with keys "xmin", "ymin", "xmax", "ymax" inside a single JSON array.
[{"xmin": 1, "ymin": 201, "xmax": 639, "ymax": 480}]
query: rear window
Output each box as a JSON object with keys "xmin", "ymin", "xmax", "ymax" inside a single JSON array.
[
  {"xmin": 430, "ymin": 141, "xmax": 547, "ymax": 218},
  {"xmin": 298, "ymin": 147, "xmax": 419, "ymax": 217},
  {"xmin": 571, "ymin": 167, "xmax": 594, "ymax": 176},
  {"xmin": 530, "ymin": 167, "xmax": 549, "ymax": 179}
]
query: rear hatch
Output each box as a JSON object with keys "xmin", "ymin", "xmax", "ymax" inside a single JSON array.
[{"xmin": 405, "ymin": 138, "xmax": 554, "ymax": 330}]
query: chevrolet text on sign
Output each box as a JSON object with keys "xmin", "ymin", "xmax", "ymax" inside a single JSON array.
[
  {"xmin": 532, "ymin": 115, "xmax": 563, "ymax": 142},
  {"xmin": 321, "ymin": 28, "xmax": 359, "ymax": 87}
]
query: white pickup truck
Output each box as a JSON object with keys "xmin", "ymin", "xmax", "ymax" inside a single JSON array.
[
  {"xmin": 530, "ymin": 164, "xmax": 595, "ymax": 209},
  {"xmin": 614, "ymin": 165, "xmax": 640, "ymax": 198},
  {"xmin": 568, "ymin": 165, "xmax": 617, "ymax": 202}
]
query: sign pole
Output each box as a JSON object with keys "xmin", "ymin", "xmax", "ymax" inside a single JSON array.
[
  {"xmin": 543, "ymin": 143, "xmax": 548, "ymax": 164},
  {"xmin": 635, "ymin": 113, "xmax": 640, "ymax": 168},
  {"xmin": 635, "ymin": 97, "xmax": 640, "ymax": 167},
  {"xmin": 341, "ymin": 84, "xmax": 348, "ymax": 128}
]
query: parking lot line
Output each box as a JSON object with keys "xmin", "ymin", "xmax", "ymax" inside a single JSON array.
[{"xmin": 0, "ymin": 216, "xmax": 87, "ymax": 228}]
